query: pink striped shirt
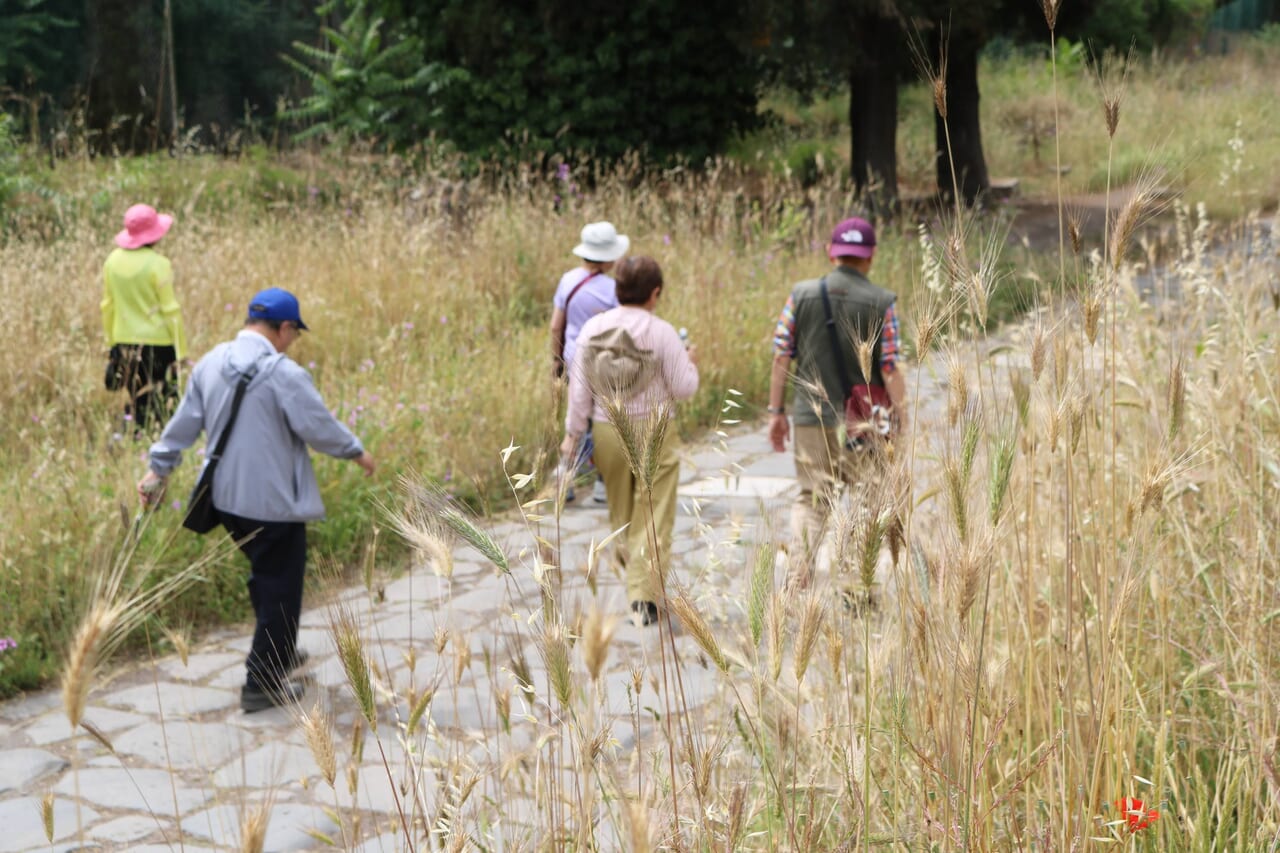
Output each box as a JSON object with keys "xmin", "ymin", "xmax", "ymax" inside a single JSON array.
[{"xmin": 566, "ymin": 306, "xmax": 699, "ymax": 435}]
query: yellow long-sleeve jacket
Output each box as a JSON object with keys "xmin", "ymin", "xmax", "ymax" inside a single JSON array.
[{"xmin": 101, "ymin": 247, "xmax": 188, "ymax": 360}]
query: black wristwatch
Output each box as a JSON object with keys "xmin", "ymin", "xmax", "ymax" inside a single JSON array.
[{"xmin": 767, "ymin": 406, "xmax": 785, "ymax": 415}]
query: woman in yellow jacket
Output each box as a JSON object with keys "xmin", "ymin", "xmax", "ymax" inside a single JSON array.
[{"xmin": 101, "ymin": 204, "xmax": 188, "ymax": 433}]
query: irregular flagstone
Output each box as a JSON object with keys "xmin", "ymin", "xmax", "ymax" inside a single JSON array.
[
  {"xmin": 351, "ymin": 830, "xmax": 406, "ymax": 852},
  {"xmin": 21, "ymin": 707, "xmax": 150, "ymax": 747},
  {"xmin": 2, "ymin": 419, "xmax": 885, "ymax": 846},
  {"xmin": 326, "ymin": 760, "xmax": 429, "ymax": 816},
  {"xmin": 180, "ymin": 801, "xmax": 341, "ymax": 851},
  {"xmin": 156, "ymin": 652, "xmax": 244, "ymax": 683},
  {"xmin": 265, "ymin": 801, "xmax": 350, "ymax": 850},
  {"xmin": 541, "ymin": 509, "xmax": 614, "ymax": 534},
  {"xmin": 53, "ymin": 766, "xmax": 211, "ymax": 813},
  {"xmin": 681, "ymin": 474, "xmax": 794, "ymax": 499},
  {"xmin": 0, "ymin": 690, "xmax": 62, "ymax": 725},
  {"xmin": 87, "ymin": 814, "xmax": 172, "ymax": 844},
  {"xmin": 215, "ymin": 741, "xmax": 318, "ymax": 787},
  {"xmin": 0, "ymin": 748, "xmax": 69, "ymax": 794},
  {"xmin": 100, "ymin": 682, "xmax": 236, "ymax": 716},
  {"xmin": 379, "ymin": 572, "xmax": 453, "ymax": 605},
  {"xmin": 0, "ymin": 795, "xmax": 99, "ymax": 849},
  {"xmin": 112, "ymin": 721, "xmax": 248, "ymax": 771}
]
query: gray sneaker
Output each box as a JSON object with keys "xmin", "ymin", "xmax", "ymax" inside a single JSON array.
[{"xmin": 592, "ymin": 479, "xmax": 608, "ymax": 504}]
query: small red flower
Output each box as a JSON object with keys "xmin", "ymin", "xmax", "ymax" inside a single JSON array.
[{"xmin": 1115, "ymin": 797, "xmax": 1160, "ymax": 833}]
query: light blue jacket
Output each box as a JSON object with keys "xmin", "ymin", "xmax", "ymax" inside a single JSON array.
[{"xmin": 149, "ymin": 330, "xmax": 364, "ymax": 522}]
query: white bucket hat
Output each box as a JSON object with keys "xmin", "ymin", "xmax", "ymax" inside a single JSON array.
[{"xmin": 572, "ymin": 221, "xmax": 630, "ymax": 263}]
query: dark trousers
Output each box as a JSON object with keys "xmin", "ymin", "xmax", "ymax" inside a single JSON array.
[
  {"xmin": 109, "ymin": 344, "xmax": 177, "ymax": 432},
  {"xmin": 218, "ymin": 511, "xmax": 307, "ymax": 690}
]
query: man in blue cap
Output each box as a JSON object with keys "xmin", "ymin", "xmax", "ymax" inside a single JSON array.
[{"xmin": 139, "ymin": 287, "xmax": 376, "ymax": 712}]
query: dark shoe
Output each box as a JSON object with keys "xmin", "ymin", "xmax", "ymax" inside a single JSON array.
[
  {"xmin": 630, "ymin": 600, "xmax": 659, "ymax": 627},
  {"xmin": 839, "ymin": 589, "xmax": 879, "ymax": 618},
  {"xmin": 241, "ymin": 679, "xmax": 306, "ymax": 713},
  {"xmin": 286, "ymin": 648, "xmax": 310, "ymax": 674}
]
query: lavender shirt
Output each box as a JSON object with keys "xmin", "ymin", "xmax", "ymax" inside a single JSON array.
[{"xmin": 553, "ymin": 268, "xmax": 619, "ymax": 367}]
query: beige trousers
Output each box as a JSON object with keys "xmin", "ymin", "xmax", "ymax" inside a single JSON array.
[
  {"xmin": 789, "ymin": 424, "xmax": 886, "ymax": 589},
  {"xmin": 592, "ymin": 421, "xmax": 681, "ymax": 604}
]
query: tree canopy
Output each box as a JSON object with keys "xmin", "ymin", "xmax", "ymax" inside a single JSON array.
[{"xmin": 0, "ymin": 0, "xmax": 1229, "ymax": 193}]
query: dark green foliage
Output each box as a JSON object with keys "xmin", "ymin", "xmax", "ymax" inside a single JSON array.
[
  {"xmin": 283, "ymin": 0, "xmax": 462, "ymax": 147},
  {"xmin": 0, "ymin": 0, "xmax": 72, "ymax": 88},
  {"xmin": 398, "ymin": 0, "xmax": 760, "ymax": 163},
  {"xmin": 171, "ymin": 0, "xmax": 314, "ymax": 136}
]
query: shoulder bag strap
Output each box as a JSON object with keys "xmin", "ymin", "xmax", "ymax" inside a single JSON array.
[
  {"xmin": 818, "ymin": 277, "xmax": 853, "ymax": 401},
  {"xmin": 207, "ymin": 365, "xmax": 258, "ymax": 463},
  {"xmin": 556, "ymin": 270, "xmax": 600, "ymax": 371}
]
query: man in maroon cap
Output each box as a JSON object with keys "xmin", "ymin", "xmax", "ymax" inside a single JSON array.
[{"xmin": 766, "ymin": 216, "xmax": 907, "ymax": 591}]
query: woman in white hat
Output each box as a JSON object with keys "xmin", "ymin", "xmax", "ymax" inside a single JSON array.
[
  {"xmin": 101, "ymin": 203, "xmax": 188, "ymax": 434},
  {"xmin": 549, "ymin": 220, "xmax": 629, "ymax": 503}
]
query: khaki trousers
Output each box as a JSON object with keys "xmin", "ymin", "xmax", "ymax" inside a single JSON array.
[
  {"xmin": 789, "ymin": 424, "xmax": 885, "ymax": 589},
  {"xmin": 592, "ymin": 420, "xmax": 681, "ymax": 604}
]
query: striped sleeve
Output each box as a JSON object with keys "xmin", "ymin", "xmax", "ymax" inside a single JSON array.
[
  {"xmin": 879, "ymin": 303, "xmax": 899, "ymax": 374},
  {"xmin": 772, "ymin": 295, "xmax": 797, "ymax": 357}
]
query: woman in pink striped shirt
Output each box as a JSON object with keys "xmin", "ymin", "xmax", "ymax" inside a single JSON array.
[{"xmin": 562, "ymin": 256, "xmax": 699, "ymax": 626}]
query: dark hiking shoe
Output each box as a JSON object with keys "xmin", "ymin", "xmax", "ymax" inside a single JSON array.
[
  {"xmin": 241, "ymin": 680, "xmax": 306, "ymax": 713},
  {"xmin": 630, "ymin": 600, "xmax": 660, "ymax": 627},
  {"xmin": 286, "ymin": 648, "xmax": 310, "ymax": 674},
  {"xmin": 839, "ymin": 589, "xmax": 880, "ymax": 618}
]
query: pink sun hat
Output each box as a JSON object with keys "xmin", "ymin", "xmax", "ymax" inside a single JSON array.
[{"xmin": 115, "ymin": 204, "xmax": 174, "ymax": 249}]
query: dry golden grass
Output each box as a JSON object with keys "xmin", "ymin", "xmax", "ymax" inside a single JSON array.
[{"xmin": 5, "ymin": 40, "xmax": 1279, "ymax": 852}]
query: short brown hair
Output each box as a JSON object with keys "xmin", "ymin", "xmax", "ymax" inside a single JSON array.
[{"xmin": 615, "ymin": 256, "xmax": 663, "ymax": 305}]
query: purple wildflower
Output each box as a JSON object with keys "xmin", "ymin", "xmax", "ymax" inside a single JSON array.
[{"xmin": 0, "ymin": 637, "xmax": 17, "ymax": 653}]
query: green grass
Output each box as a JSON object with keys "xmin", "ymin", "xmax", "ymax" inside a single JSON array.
[{"xmin": 735, "ymin": 36, "xmax": 1280, "ymax": 213}]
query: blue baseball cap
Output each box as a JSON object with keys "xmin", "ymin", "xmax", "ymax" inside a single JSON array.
[{"xmin": 247, "ymin": 287, "xmax": 309, "ymax": 331}]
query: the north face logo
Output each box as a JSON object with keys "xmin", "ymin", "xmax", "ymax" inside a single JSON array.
[{"xmin": 841, "ymin": 230, "xmax": 864, "ymax": 243}]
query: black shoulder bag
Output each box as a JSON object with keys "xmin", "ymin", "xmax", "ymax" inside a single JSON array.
[
  {"xmin": 183, "ymin": 367, "xmax": 256, "ymax": 534},
  {"xmin": 819, "ymin": 277, "xmax": 894, "ymax": 448}
]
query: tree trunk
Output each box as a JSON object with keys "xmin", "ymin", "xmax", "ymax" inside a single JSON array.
[
  {"xmin": 85, "ymin": 0, "xmax": 159, "ymax": 152},
  {"xmin": 849, "ymin": 12, "xmax": 902, "ymax": 218},
  {"xmin": 934, "ymin": 38, "xmax": 990, "ymax": 207}
]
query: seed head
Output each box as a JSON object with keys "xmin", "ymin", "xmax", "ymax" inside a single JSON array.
[{"xmin": 300, "ymin": 702, "xmax": 337, "ymax": 788}]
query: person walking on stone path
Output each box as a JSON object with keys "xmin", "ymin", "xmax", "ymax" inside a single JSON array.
[
  {"xmin": 137, "ymin": 287, "xmax": 376, "ymax": 712},
  {"xmin": 550, "ymin": 220, "xmax": 629, "ymax": 504},
  {"xmin": 767, "ymin": 216, "xmax": 907, "ymax": 591},
  {"xmin": 101, "ymin": 203, "xmax": 189, "ymax": 435},
  {"xmin": 562, "ymin": 256, "xmax": 699, "ymax": 626}
]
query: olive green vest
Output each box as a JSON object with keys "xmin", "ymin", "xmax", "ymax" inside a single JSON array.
[{"xmin": 788, "ymin": 265, "xmax": 896, "ymax": 427}]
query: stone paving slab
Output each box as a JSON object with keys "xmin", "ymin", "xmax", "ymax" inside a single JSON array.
[
  {"xmin": 0, "ymin": 749, "xmax": 68, "ymax": 795},
  {"xmin": 100, "ymin": 683, "xmax": 237, "ymax": 717},
  {"xmin": 112, "ymin": 720, "xmax": 249, "ymax": 771},
  {"xmin": 51, "ymin": 766, "xmax": 213, "ymax": 813},
  {"xmin": 0, "ymin": 795, "xmax": 100, "ymax": 850},
  {"xmin": 0, "ymin": 419, "xmax": 858, "ymax": 851}
]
